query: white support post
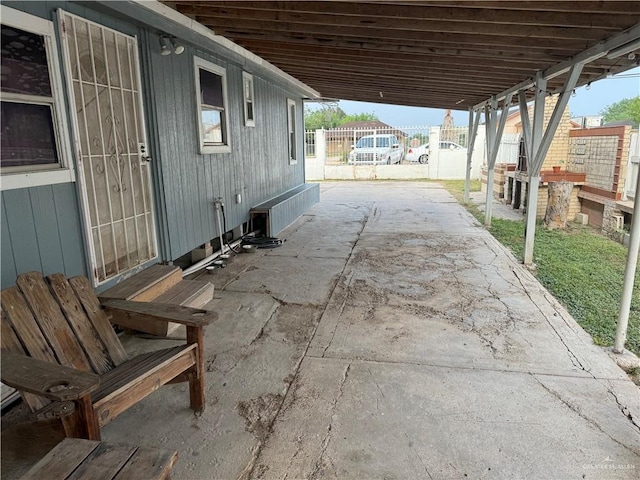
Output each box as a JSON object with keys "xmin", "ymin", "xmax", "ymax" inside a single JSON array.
[
  {"xmin": 464, "ymin": 108, "xmax": 480, "ymax": 203},
  {"xmin": 531, "ymin": 64, "xmax": 584, "ymax": 173},
  {"xmin": 614, "ymin": 161, "xmax": 640, "ymax": 353},
  {"xmin": 485, "ymin": 94, "xmax": 512, "ymax": 226},
  {"xmin": 517, "ymin": 90, "xmax": 532, "ymax": 163},
  {"xmin": 523, "ymin": 75, "xmax": 546, "ymax": 265},
  {"xmin": 484, "ymin": 99, "xmax": 497, "ymax": 225}
]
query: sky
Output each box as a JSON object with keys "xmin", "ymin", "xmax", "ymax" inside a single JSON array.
[{"xmin": 305, "ymin": 67, "xmax": 640, "ymax": 127}]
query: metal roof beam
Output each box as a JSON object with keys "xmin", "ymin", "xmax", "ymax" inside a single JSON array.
[{"xmin": 473, "ymin": 22, "xmax": 640, "ymax": 110}]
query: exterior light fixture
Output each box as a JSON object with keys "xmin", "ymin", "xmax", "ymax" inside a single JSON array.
[
  {"xmin": 159, "ymin": 36, "xmax": 171, "ymax": 55},
  {"xmin": 585, "ymin": 82, "xmax": 591, "ymax": 90},
  {"xmin": 571, "ymin": 89, "xmax": 577, "ymax": 97},
  {"xmin": 160, "ymin": 35, "xmax": 185, "ymax": 55},
  {"xmin": 170, "ymin": 37, "xmax": 185, "ymax": 55}
]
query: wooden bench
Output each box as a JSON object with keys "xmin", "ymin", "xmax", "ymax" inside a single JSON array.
[
  {"xmin": 1, "ymin": 272, "xmax": 216, "ymax": 440},
  {"xmin": 20, "ymin": 437, "xmax": 177, "ymax": 480},
  {"xmin": 250, "ymin": 183, "xmax": 319, "ymax": 236}
]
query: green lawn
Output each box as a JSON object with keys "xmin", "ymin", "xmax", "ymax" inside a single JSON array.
[{"xmin": 440, "ymin": 180, "xmax": 640, "ymax": 356}]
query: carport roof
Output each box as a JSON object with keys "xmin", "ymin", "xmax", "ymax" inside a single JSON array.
[{"xmin": 165, "ymin": 1, "xmax": 640, "ymax": 110}]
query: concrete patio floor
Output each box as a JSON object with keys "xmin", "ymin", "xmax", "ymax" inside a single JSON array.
[{"xmin": 102, "ymin": 181, "xmax": 639, "ymax": 479}]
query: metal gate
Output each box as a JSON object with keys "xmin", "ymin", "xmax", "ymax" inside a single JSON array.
[{"xmin": 59, "ymin": 11, "xmax": 157, "ymax": 285}]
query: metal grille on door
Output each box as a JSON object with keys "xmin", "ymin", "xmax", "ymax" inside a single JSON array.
[{"xmin": 59, "ymin": 11, "xmax": 157, "ymax": 284}]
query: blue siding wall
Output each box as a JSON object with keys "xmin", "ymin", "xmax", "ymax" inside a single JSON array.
[
  {"xmin": 1, "ymin": 1, "xmax": 309, "ymax": 287},
  {"xmin": 142, "ymin": 32, "xmax": 306, "ymax": 260},
  {"xmin": 1, "ymin": 184, "xmax": 86, "ymax": 287}
]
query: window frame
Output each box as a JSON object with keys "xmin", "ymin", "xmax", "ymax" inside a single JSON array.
[
  {"xmin": 0, "ymin": 5, "xmax": 75, "ymax": 191},
  {"xmin": 194, "ymin": 56, "xmax": 231, "ymax": 154},
  {"xmin": 242, "ymin": 71, "xmax": 255, "ymax": 127},
  {"xmin": 287, "ymin": 98, "xmax": 298, "ymax": 165}
]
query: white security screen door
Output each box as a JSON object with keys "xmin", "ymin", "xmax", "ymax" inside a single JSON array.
[{"xmin": 59, "ymin": 11, "xmax": 157, "ymax": 285}]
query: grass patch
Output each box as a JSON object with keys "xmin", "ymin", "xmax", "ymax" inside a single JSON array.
[{"xmin": 441, "ymin": 182, "xmax": 640, "ymax": 356}]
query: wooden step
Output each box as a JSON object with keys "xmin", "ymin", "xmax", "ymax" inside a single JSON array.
[
  {"xmin": 150, "ymin": 280, "xmax": 215, "ymax": 336},
  {"xmin": 153, "ymin": 280, "xmax": 214, "ymax": 309},
  {"xmin": 98, "ymin": 265, "xmax": 182, "ymax": 303}
]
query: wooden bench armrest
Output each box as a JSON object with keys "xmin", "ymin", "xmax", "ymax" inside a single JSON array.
[
  {"xmin": 101, "ymin": 299, "xmax": 217, "ymax": 328},
  {"xmin": 0, "ymin": 352, "xmax": 100, "ymax": 402}
]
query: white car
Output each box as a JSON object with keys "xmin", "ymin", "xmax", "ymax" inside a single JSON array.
[
  {"xmin": 348, "ymin": 134, "xmax": 403, "ymax": 165},
  {"xmin": 405, "ymin": 143, "xmax": 429, "ymax": 163}
]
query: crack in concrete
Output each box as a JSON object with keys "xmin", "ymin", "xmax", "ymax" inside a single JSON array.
[
  {"xmin": 605, "ymin": 385, "xmax": 640, "ymax": 432},
  {"xmin": 309, "ymin": 363, "xmax": 352, "ymax": 480},
  {"xmin": 532, "ymin": 375, "xmax": 640, "ymax": 457},
  {"xmin": 320, "ymin": 209, "xmax": 372, "ymax": 357},
  {"xmin": 512, "ymin": 267, "xmax": 587, "ymax": 371}
]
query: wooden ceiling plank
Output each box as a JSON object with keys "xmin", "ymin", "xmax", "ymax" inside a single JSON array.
[
  {"xmin": 209, "ymin": 25, "xmax": 592, "ymax": 51},
  {"xmin": 174, "ymin": 1, "xmax": 637, "ymax": 27},
  {"xmin": 202, "ymin": 18, "xmax": 602, "ymax": 45},
  {"xmin": 177, "ymin": 5, "xmax": 618, "ymax": 39},
  {"xmin": 237, "ymin": 38, "xmax": 572, "ymax": 62}
]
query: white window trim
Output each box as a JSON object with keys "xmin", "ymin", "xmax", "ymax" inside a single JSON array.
[
  {"xmin": 194, "ymin": 56, "xmax": 231, "ymax": 154},
  {"xmin": 242, "ymin": 71, "xmax": 255, "ymax": 127},
  {"xmin": 0, "ymin": 5, "xmax": 75, "ymax": 191},
  {"xmin": 287, "ymin": 98, "xmax": 298, "ymax": 165}
]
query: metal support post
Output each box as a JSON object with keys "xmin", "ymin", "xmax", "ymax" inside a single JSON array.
[
  {"xmin": 614, "ymin": 162, "xmax": 640, "ymax": 352},
  {"xmin": 485, "ymin": 94, "xmax": 512, "ymax": 226},
  {"xmin": 523, "ymin": 175, "xmax": 540, "ymax": 265},
  {"xmin": 464, "ymin": 108, "xmax": 480, "ymax": 204}
]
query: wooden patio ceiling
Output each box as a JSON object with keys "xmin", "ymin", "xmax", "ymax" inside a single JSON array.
[{"xmin": 165, "ymin": 1, "xmax": 640, "ymax": 110}]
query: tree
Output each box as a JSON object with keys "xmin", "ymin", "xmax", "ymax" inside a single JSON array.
[
  {"xmin": 600, "ymin": 96, "xmax": 640, "ymax": 126},
  {"xmin": 304, "ymin": 104, "xmax": 379, "ymax": 129},
  {"xmin": 304, "ymin": 105, "xmax": 346, "ymax": 130}
]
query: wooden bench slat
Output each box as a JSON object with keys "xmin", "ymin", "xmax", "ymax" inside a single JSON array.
[
  {"xmin": 20, "ymin": 437, "xmax": 99, "ymax": 480},
  {"xmin": 112, "ymin": 445, "xmax": 178, "ymax": 480},
  {"xmin": 69, "ymin": 276, "xmax": 128, "ymax": 366},
  {"xmin": 66, "ymin": 441, "xmax": 137, "ymax": 480},
  {"xmin": 16, "ymin": 273, "xmax": 90, "ymax": 372},
  {"xmin": 48, "ymin": 274, "xmax": 114, "ymax": 375},
  {"xmin": 1, "ymin": 311, "xmax": 50, "ymax": 410},
  {"xmin": 93, "ymin": 345, "xmax": 197, "ymax": 425}
]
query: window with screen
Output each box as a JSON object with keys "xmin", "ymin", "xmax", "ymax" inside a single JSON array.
[
  {"xmin": 243, "ymin": 72, "xmax": 255, "ymax": 127},
  {"xmin": 0, "ymin": 6, "xmax": 74, "ymax": 190},
  {"xmin": 287, "ymin": 98, "xmax": 297, "ymax": 165},
  {"xmin": 194, "ymin": 57, "xmax": 230, "ymax": 154}
]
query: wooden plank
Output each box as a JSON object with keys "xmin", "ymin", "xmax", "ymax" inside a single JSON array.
[
  {"xmin": 20, "ymin": 438, "xmax": 99, "ymax": 480},
  {"xmin": 0, "ymin": 352, "xmax": 99, "ymax": 402},
  {"xmin": 113, "ymin": 446, "xmax": 177, "ymax": 480},
  {"xmin": 101, "ymin": 299, "xmax": 216, "ymax": 327},
  {"xmin": 152, "ymin": 280, "xmax": 214, "ymax": 308},
  {"xmin": 16, "ymin": 272, "xmax": 90, "ymax": 371},
  {"xmin": 1, "ymin": 311, "xmax": 49, "ymax": 410},
  {"xmin": 98, "ymin": 264, "xmax": 182, "ymax": 302},
  {"xmin": 1, "ymin": 287, "xmax": 57, "ymax": 362},
  {"xmin": 69, "ymin": 276, "xmax": 128, "ymax": 366},
  {"xmin": 66, "ymin": 441, "xmax": 137, "ymax": 480},
  {"xmin": 47, "ymin": 274, "xmax": 114, "ymax": 375},
  {"xmin": 187, "ymin": 325, "xmax": 205, "ymax": 412},
  {"xmin": 94, "ymin": 345, "xmax": 197, "ymax": 426}
]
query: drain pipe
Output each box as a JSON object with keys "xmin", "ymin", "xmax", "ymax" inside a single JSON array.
[
  {"xmin": 182, "ymin": 198, "xmax": 227, "ymax": 278},
  {"xmin": 214, "ymin": 197, "xmax": 227, "ymax": 255}
]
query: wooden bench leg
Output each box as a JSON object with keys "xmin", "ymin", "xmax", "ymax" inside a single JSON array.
[
  {"xmin": 186, "ymin": 326, "xmax": 205, "ymax": 412},
  {"xmin": 75, "ymin": 395, "xmax": 101, "ymax": 440}
]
